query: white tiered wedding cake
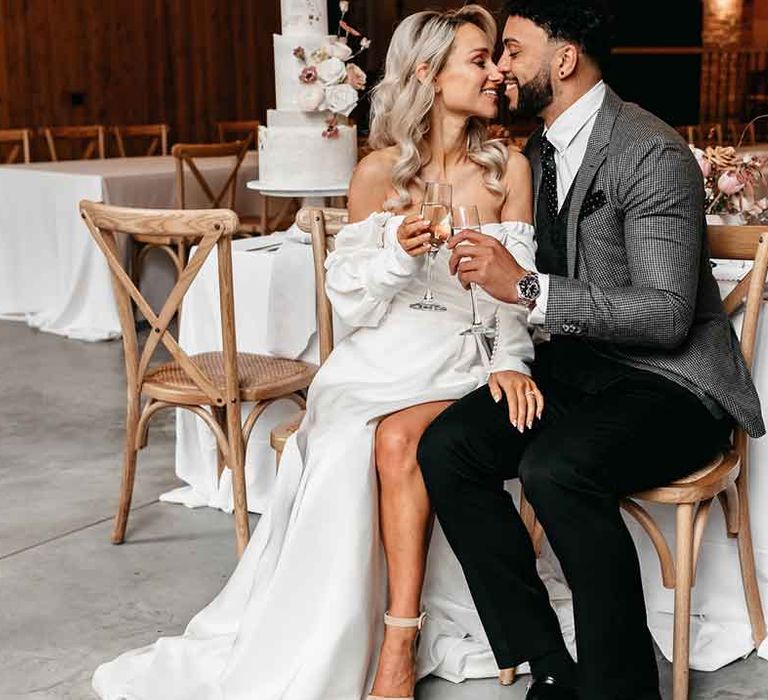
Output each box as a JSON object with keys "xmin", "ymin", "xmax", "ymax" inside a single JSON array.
[{"xmin": 259, "ymin": 0, "xmax": 359, "ymax": 190}]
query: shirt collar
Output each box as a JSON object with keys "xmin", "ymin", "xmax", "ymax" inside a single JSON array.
[{"xmin": 543, "ymin": 80, "xmax": 606, "ymax": 154}]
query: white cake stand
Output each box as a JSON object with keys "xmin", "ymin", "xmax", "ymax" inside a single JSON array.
[{"xmin": 246, "ymin": 180, "xmax": 348, "ymax": 208}]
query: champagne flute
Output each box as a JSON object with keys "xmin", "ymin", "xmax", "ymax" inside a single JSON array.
[
  {"xmin": 452, "ymin": 205, "xmax": 496, "ymax": 337},
  {"xmin": 410, "ymin": 182, "xmax": 452, "ymax": 312}
]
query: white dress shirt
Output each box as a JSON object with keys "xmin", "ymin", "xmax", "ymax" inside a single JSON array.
[{"xmin": 528, "ymin": 80, "xmax": 606, "ymax": 324}]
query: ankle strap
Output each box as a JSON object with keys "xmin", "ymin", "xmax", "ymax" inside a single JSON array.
[{"xmin": 384, "ymin": 611, "xmax": 427, "ymax": 630}]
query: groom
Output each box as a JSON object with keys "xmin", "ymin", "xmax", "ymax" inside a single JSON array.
[{"xmin": 418, "ymin": 1, "xmax": 764, "ymax": 699}]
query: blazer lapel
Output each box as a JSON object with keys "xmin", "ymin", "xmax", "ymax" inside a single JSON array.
[{"xmin": 565, "ymin": 86, "xmax": 623, "ymax": 277}]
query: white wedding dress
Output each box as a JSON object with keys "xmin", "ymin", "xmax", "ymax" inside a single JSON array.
[{"xmin": 93, "ymin": 212, "xmax": 574, "ymax": 700}]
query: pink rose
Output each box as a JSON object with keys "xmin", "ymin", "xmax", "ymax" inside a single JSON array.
[
  {"xmin": 690, "ymin": 146, "xmax": 711, "ymax": 178},
  {"xmin": 345, "ymin": 64, "xmax": 367, "ymax": 90},
  {"xmin": 717, "ymin": 170, "xmax": 745, "ymax": 196},
  {"xmin": 300, "ymin": 66, "xmax": 318, "ymax": 84}
]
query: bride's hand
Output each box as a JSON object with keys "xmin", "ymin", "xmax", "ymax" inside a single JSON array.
[
  {"xmin": 488, "ymin": 371, "xmax": 544, "ymax": 432},
  {"xmin": 397, "ymin": 214, "xmax": 432, "ymax": 257}
]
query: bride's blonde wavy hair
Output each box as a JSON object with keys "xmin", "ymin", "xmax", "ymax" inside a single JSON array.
[{"xmin": 369, "ymin": 4, "xmax": 508, "ymax": 211}]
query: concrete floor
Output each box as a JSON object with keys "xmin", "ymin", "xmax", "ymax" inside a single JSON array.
[{"xmin": 1, "ymin": 320, "xmax": 767, "ymax": 699}]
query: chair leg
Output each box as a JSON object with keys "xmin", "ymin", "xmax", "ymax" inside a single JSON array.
[
  {"xmin": 735, "ymin": 491, "xmax": 768, "ymax": 647},
  {"xmin": 672, "ymin": 503, "xmax": 695, "ymax": 700},
  {"xmin": 498, "ymin": 668, "xmax": 516, "ymax": 685},
  {"xmin": 112, "ymin": 399, "xmax": 141, "ymax": 544},
  {"xmin": 225, "ymin": 403, "xmax": 250, "ymax": 558},
  {"xmin": 519, "ymin": 487, "xmax": 543, "ymax": 558},
  {"xmin": 212, "ymin": 406, "xmax": 227, "ymax": 479}
]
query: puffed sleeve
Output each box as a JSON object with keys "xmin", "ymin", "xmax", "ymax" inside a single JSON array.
[
  {"xmin": 489, "ymin": 221, "xmax": 537, "ymax": 375},
  {"xmin": 324, "ymin": 212, "xmax": 425, "ymax": 329}
]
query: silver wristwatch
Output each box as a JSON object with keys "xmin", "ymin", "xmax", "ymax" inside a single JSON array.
[{"xmin": 516, "ymin": 270, "xmax": 541, "ymax": 308}]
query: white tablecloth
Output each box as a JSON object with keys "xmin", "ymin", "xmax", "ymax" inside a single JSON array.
[
  {"xmin": 0, "ymin": 154, "xmax": 259, "ymax": 341},
  {"xmin": 171, "ymin": 240, "xmax": 768, "ymax": 671}
]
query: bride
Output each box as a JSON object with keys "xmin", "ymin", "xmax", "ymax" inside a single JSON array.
[{"xmin": 94, "ymin": 6, "xmax": 567, "ymax": 699}]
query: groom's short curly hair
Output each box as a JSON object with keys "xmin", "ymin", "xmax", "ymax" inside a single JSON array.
[{"xmin": 504, "ymin": 0, "xmax": 614, "ymax": 71}]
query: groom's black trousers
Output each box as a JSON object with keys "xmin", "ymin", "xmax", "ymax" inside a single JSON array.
[{"xmin": 417, "ymin": 344, "xmax": 732, "ymax": 700}]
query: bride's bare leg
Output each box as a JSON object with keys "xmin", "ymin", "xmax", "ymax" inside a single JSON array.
[{"xmin": 370, "ymin": 400, "xmax": 453, "ymax": 697}]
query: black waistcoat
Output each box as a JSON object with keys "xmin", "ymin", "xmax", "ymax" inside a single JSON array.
[{"xmin": 534, "ymin": 177, "xmax": 631, "ymax": 394}]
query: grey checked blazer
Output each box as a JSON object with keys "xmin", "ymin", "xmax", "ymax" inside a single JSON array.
[{"xmin": 524, "ymin": 86, "xmax": 765, "ymax": 437}]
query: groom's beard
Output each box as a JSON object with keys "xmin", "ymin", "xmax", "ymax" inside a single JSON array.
[{"xmin": 509, "ymin": 66, "xmax": 553, "ymax": 118}]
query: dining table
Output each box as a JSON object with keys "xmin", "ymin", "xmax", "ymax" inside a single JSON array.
[{"xmin": 0, "ymin": 153, "xmax": 259, "ymax": 341}]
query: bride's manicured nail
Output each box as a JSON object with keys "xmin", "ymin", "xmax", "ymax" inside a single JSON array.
[{"xmin": 492, "ymin": 392, "xmax": 501, "ymax": 402}]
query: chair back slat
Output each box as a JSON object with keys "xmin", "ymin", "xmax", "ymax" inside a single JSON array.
[
  {"xmin": 113, "ymin": 124, "xmax": 170, "ymax": 157},
  {"xmin": 708, "ymin": 225, "xmax": 768, "ymax": 373},
  {"xmin": 79, "ymin": 201, "xmax": 240, "ymax": 405},
  {"xmin": 44, "ymin": 125, "xmax": 106, "ymax": 160},
  {"xmin": 171, "ymin": 138, "xmax": 251, "ymax": 211},
  {"xmin": 0, "ymin": 128, "xmax": 32, "ymax": 163},
  {"xmin": 216, "ymin": 120, "xmax": 260, "ymax": 148},
  {"xmin": 297, "ymin": 207, "xmax": 349, "ymax": 364}
]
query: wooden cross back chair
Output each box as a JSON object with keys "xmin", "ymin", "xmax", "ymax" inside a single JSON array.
[
  {"xmin": 519, "ymin": 224, "xmax": 768, "ymax": 700},
  {"xmin": 130, "ymin": 138, "xmax": 259, "ymax": 291},
  {"xmin": 216, "ymin": 119, "xmax": 261, "ymax": 146},
  {"xmin": 43, "ymin": 125, "xmax": 106, "ymax": 160},
  {"xmin": 217, "ymin": 119, "xmax": 298, "ymax": 235},
  {"xmin": 80, "ymin": 201, "xmax": 316, "ymax": 557},
  {"xmin": 0, "ymin": 128, "xmax": 32, "ymax": 163},
  {"xmin": 113, "ymin": 124, "xmax": 169, "ymax": 157},
  {"xmin": 174, "ymin": 138, "xmax": 269, "ymax": 237}
]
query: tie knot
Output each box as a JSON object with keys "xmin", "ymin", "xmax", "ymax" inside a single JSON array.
[{"xmin": 540, "ymin": 134, "xmax": 555, "ymax": 160}]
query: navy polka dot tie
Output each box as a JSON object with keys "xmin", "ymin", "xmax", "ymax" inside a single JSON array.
[{"xmin": 540, "ymin": 134, "xmax": 558, "ymax": 219}]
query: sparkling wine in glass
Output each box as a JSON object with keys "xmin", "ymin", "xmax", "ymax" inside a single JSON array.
[
  {"xmin": 452, "ymin": 205, "xmax": 496, "ymax": 337},
  {"xmin": 410, "ymin": 182, "xmax": 452, "ymax": 312}
]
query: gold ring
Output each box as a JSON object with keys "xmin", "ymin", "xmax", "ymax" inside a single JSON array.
[{"xmin": 525, "ymin": 390, "xmax": 536, "ymax": 396}]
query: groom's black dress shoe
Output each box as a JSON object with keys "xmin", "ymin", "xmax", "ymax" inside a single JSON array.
[{"xmin": 525, "ymin": 676, "xmax": 578, "ymax": 700}]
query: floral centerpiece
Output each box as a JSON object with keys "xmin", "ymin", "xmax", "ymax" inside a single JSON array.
[
  {"xmin": 293, "ymin": 1, "xmax": 371, "ymax": 138},
  {"xmin": 691, "ymin": 143, "xmax": 768, "ymax": 225}
]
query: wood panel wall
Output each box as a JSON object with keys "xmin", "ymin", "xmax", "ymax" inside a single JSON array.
[{"xmin": 0, "ymin": 0, "xmax": 280, "ymax": 157}]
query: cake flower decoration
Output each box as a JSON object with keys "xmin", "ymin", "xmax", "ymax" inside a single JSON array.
[{"xmin": 292, "ymin": 1, "xmax": 371, "ymax": 134}]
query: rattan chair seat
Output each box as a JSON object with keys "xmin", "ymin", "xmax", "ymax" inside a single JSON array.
[
  {"xmin": 633, "ymin": 451, "xmax": 740, "ymax": 504},
  {"xmin": 144, "ymin": 352, "xmax": 317, "ymax": 404}
]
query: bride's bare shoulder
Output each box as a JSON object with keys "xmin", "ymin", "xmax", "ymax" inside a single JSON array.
[
  {"xmin": 348, "ymin": 147, "xmax": 399, "ymax": 221},
  {"xmin": 504, "ymin": 147, "xmax": 532, "ymax": 182}
]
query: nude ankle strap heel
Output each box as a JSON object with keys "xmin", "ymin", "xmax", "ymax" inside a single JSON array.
[{"xmin": 367, "ymin": 612, "xmax": 427, "ymax": 700}]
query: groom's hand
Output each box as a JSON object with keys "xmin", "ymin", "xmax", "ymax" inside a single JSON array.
[{"xmin": 448, "ymin": 230, "xmax": 525, "ymax": 303}]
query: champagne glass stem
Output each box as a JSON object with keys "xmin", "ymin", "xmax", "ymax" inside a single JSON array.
[
  {"xmin": 469, "ymin": 282, "xmax": 481, "ymax": 325},
  {"xmin": 423, "ymin": 249, "xmax": 437, "ymax": 302}
]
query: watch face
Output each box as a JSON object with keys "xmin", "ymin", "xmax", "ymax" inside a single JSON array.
[{"xmin": 519, "ymin": 274, "xmax": 541, "ymax": 300}]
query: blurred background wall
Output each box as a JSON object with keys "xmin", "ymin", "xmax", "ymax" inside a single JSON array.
[{"xmin": 0, "ymin": 0, "xmax": 764, "ymax": 152}]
